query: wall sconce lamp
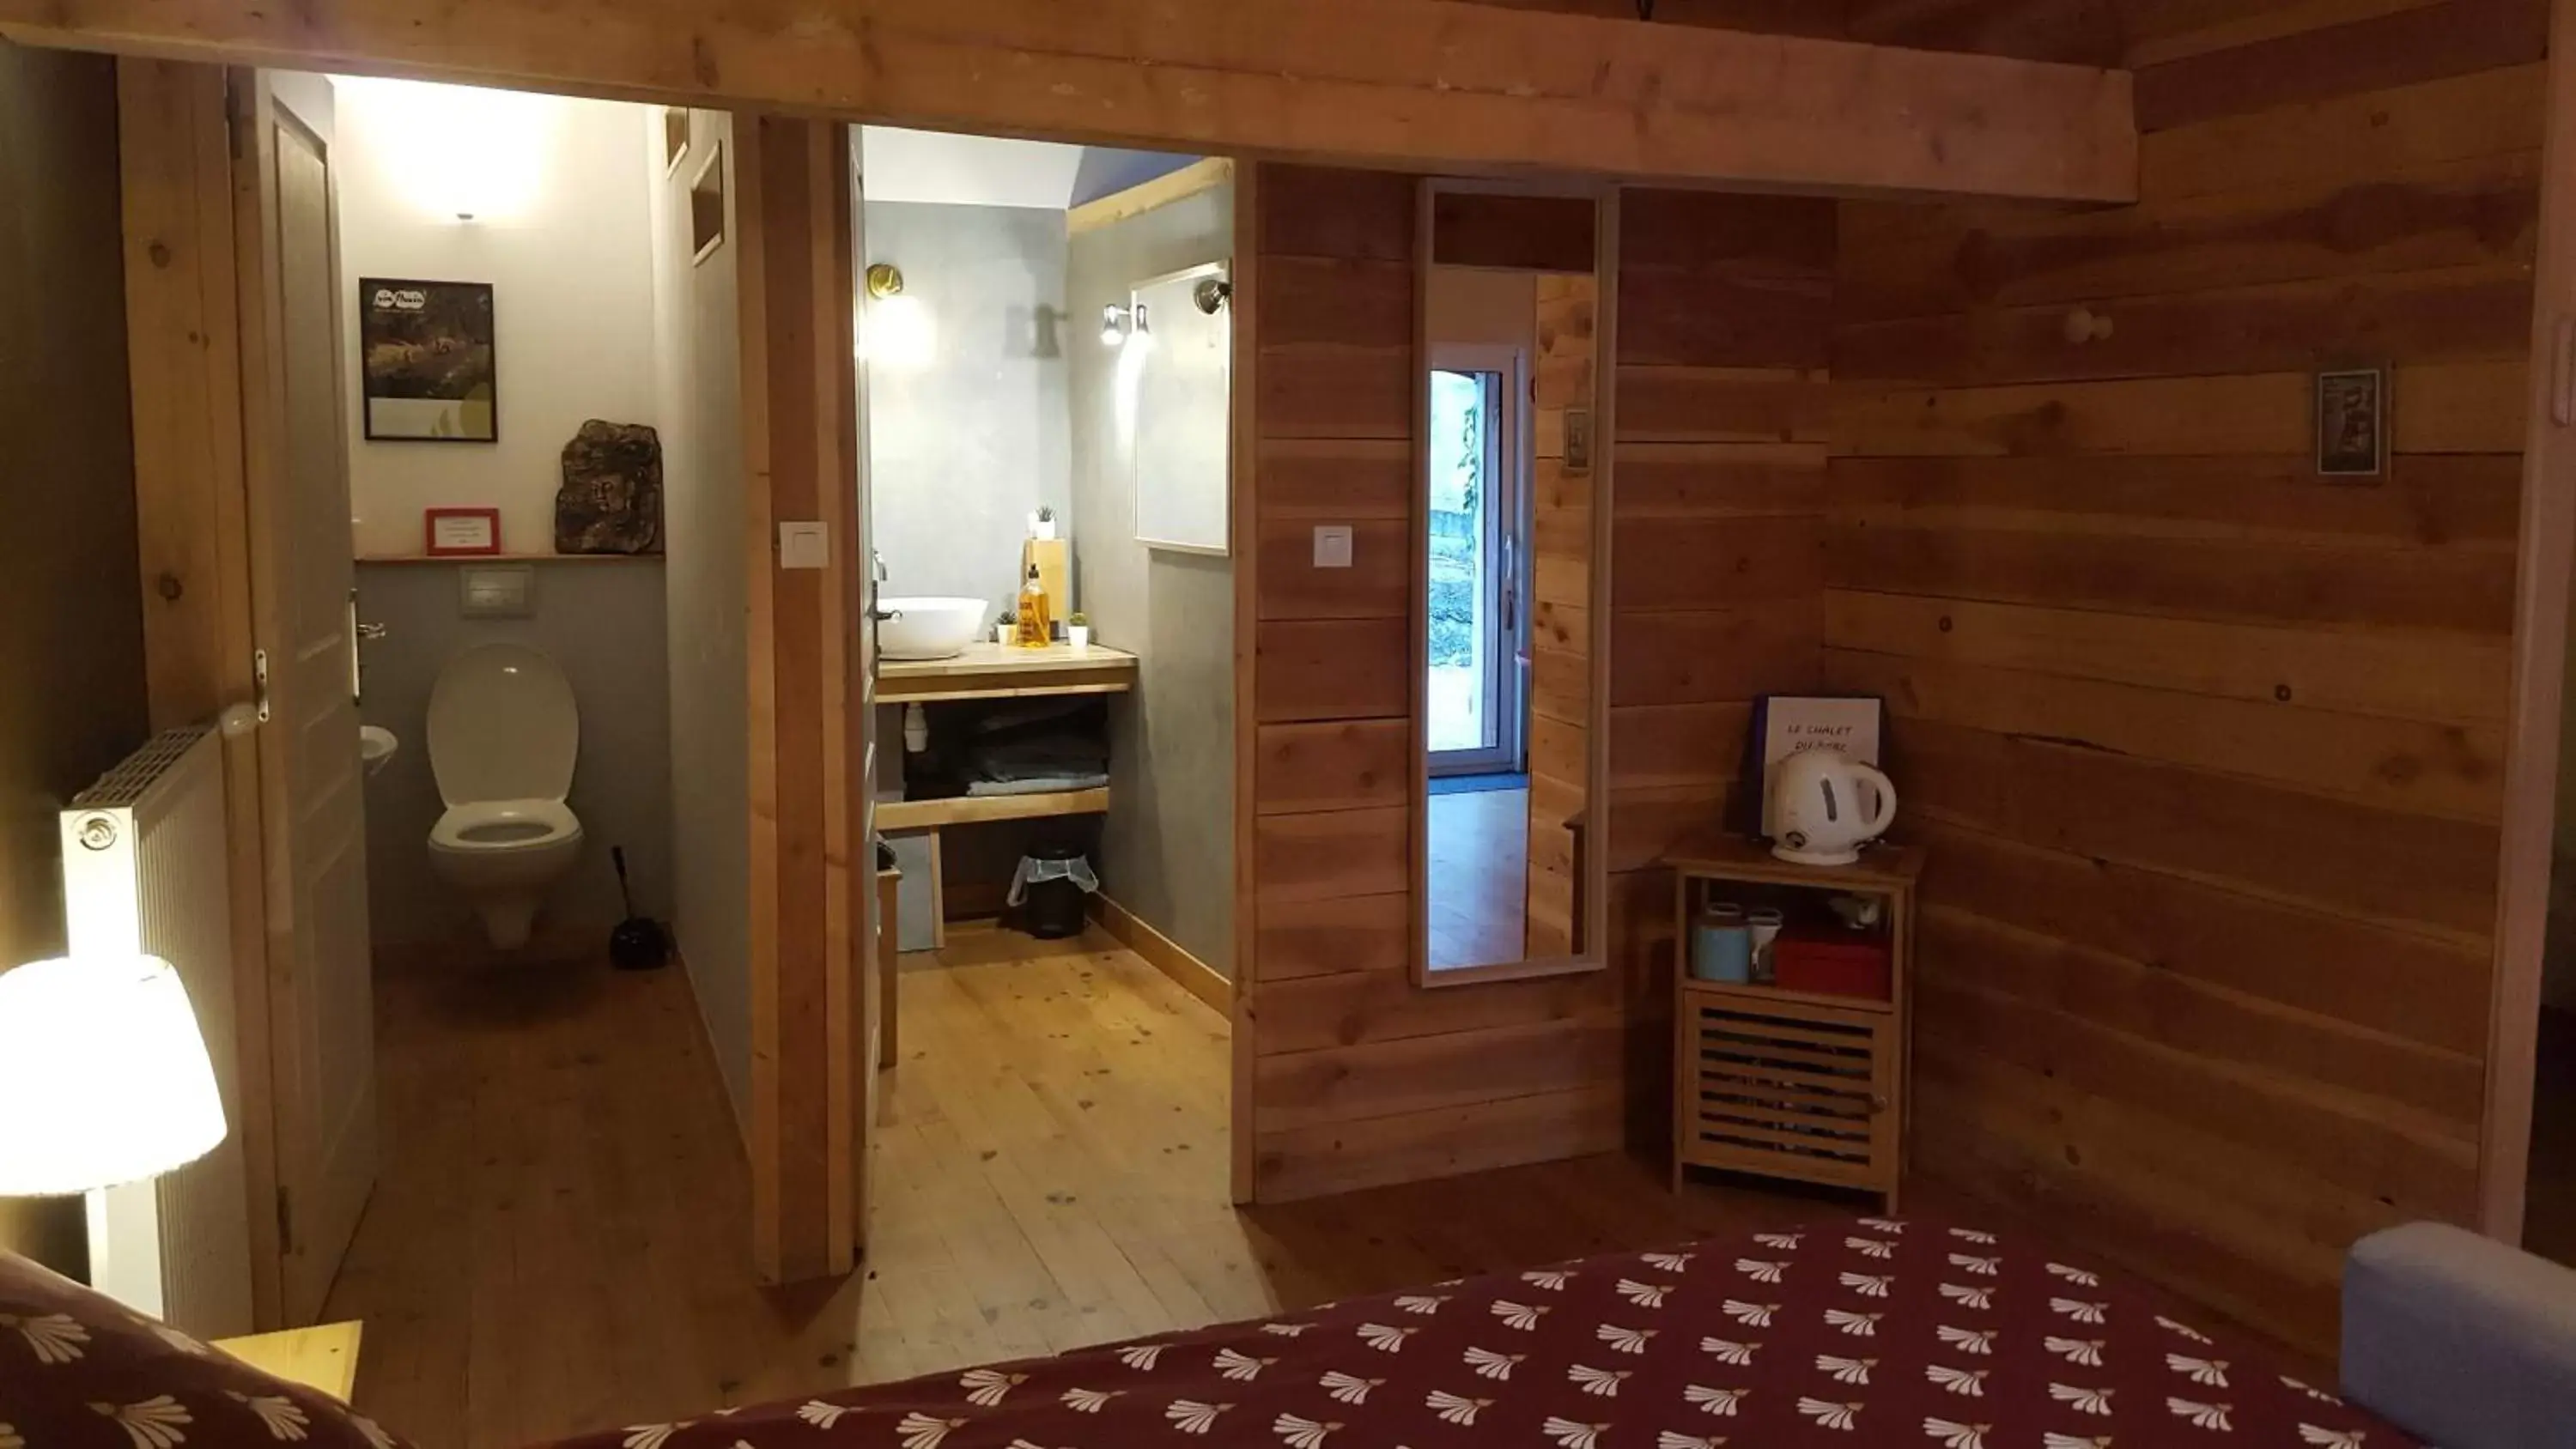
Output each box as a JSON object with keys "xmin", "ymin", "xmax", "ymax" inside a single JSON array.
[
  {"xmin": 1194, "ymin": 277, "xmax": 1234, "ymax": 315},
  {"xmin": 1101, "ymin": 303, "xmax": 1133, "ymax": 348},
  {"xmin": 860, "ymin": 262, "xmax": 935, "ymax": 368}
]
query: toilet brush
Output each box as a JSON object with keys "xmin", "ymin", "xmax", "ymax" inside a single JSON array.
[{"xmin": 609, "ymin": 846, "xmax": 671, "ymax": 970}]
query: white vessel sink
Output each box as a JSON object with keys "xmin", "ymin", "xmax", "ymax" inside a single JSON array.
[
  {"xmin": 360, "ymin": 724, "xmax": 399, "ymax": 777},
  {"xmin": 878, "ymin": 597, "xmax": 990, "ymax": 660}
]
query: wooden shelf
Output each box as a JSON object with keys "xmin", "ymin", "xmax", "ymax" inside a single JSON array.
[
  {"xmin": 876, "ymin": 786, "xmax": 1109, "ymax": 832},
  {"xmin": 1663, "ymin": 833, "xmax": 1923, "ymax": 894},
  {"xmin": 355, "ymin": 552, "xmax": 660, "ymax": 565},
  {"xmin": 877, "ymin": 642, "xmax": 1137, "ymax": 704},
  {"xmin": 1681, "ymin": 976, "xmax": 1893, "ymax": 1016}
]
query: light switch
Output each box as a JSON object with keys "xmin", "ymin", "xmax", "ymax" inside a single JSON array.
[
  {"xmin": 779, "ymin": 521, "xmax": 830, "ymax": 570},
  {"xmin": 1312, "ymin": 524, "xmax": 1354, "ymax": 569},
  {"xmin": 459, "ymin": 565, "xmax": 534, "ymax": 619}
]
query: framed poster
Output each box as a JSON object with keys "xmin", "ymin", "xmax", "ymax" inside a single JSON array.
[
  {"xmin": 2315, "ymin": 367, "xmax": 2387, "ymax": 478},
  {"xmin": 361, "ymin": 277, "xmax": 498, "ymax": 442}
]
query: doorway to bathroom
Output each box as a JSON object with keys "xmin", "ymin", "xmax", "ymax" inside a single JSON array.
[
  {"xmin": 121, "ymin": 62, "xmax": 890, "ymax": 1361},
  {"xmin": 853, "ymin": 124, "xmax": 1246, "ymax": 1326}
]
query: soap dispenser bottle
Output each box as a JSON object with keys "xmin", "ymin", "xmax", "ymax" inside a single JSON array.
[{"xmin": 1012, "ymin": 561, "xmax": 1053, "ymax": 647}]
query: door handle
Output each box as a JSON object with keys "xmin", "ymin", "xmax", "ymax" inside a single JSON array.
[{"xmin": 1499, "ymin": 534, "xmax": 1517, "ymax": 634}]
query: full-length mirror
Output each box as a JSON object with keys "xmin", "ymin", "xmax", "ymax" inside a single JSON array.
[{"xmin": 1419, "ymin": 184, "xmax": 1605, "ymax": 979}]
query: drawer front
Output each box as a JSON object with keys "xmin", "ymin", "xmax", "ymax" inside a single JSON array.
[{"xmin": 1678, "ymin": 988, "xmax": 1897, "ymax": 1193}]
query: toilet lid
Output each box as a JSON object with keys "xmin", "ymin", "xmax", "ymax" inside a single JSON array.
[{"xmin": 427, "ymin": 642, "xmax": 579, "ymax": 806}]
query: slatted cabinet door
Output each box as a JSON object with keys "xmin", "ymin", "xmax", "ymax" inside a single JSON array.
[{"xmin": 1676, "ymin": 985, "xmax": 1900, "ymax": 1206}]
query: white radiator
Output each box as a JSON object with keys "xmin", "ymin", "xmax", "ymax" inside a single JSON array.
[{"xmin": 64, "ymin": 725, "xmax": 255, "ymax": 1337}]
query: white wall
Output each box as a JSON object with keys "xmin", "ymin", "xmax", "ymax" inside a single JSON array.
[
  {"xmin": 1066, "ymin": 182, "xmax": 1236, "ymax": 975},
  {"xmin": 652, "ymin": 111, "xmax": 753, "ymax": 1130},
  {"xmin": 334, "ymin": 80, "xmax": 660, "ymax": 557},
  {"xmin": 1428, "ymin": 266, "xmax": 1538, "ymax": 352},
  {"xmin": 864, "ymin": 202, "xmax": 1071, "ymax": 605}
]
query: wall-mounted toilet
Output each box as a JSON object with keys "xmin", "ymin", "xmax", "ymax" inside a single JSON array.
[{"xmin": 426, "ymin": 642, "xmax": 585, "ymax": 950}]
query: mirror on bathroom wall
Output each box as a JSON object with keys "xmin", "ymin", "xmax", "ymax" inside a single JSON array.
[{"xmin": 1416, "ymin": 182, "xmax": 1607, "ymax": 983}]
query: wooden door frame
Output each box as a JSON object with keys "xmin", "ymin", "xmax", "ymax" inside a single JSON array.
[
  {"xmin": 733, "ymin": 112, "xmax": 866, "ymax": 1284},
  {"xmin": 118, "ymin": 68, "xmax": 870, "ymax": 1307},
  {"xmin": 116, "ymin": 55, "xmax": 286, "ymax": 1327},
  {"xmin": 2484, "ymin": 0, "xmax": 2576, "ymax": 1245}
]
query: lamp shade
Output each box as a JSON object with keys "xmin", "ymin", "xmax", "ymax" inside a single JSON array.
[{"xmin": 0, "ymin": 955, "xmax": 226, "ymax": 1196}]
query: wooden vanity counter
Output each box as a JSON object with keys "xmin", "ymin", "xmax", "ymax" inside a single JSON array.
[{"xmin": 877, "ymin": 641, "xmax": 1137, "ymax": 704}]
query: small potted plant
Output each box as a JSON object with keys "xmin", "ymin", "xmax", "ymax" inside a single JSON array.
[
  {"xmin": 1067, "ymin": 611, "xmax": 1091, "ymax": 651},
  {"xmin": 993, "ymin": 607, "xmax": 1017, "ymax": 645}
]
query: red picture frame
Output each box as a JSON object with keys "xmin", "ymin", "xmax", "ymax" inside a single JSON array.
[{"xmin": 424, "ymin": 506, "xmax": 503, "ymax": 556}]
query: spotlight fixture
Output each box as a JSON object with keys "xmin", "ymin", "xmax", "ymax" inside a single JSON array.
[
  {"xmin": 866, "ymin": 263, "xmax": 907, "ymax": 300},
  {"xmin": 1100, "ymin": 303, "xmax": 1132, "ymax": 348},
  {"xmin": 1192, "ymin": 277, "xmax": 1234, "ymax": 315}
]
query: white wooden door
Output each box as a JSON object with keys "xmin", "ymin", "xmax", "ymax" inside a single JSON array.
[{"xmin": 236, "ymin": 72, "xmax": 375, "ymax": 1325}]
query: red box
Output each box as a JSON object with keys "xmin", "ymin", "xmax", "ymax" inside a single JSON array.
[{"xmin": 1772, "ymin": 930, "xmax": 1892, "ymax": 1002}]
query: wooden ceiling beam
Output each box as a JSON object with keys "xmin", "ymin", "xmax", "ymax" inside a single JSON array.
[{"xmin": 0, "ymin": 0, "xmax": 2137, "ymax": 202}]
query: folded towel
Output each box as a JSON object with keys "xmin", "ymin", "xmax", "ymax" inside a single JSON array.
[{"xmin": 965, "ymin": 772, "xmax": 1112, "ymax": 797}]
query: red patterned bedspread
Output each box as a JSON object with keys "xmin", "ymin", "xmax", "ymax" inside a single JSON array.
[{"xmin": 559, "ymin": 1218, "xmax": 2410, "ymax": 1447}]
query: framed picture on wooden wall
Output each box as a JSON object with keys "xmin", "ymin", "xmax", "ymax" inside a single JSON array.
[
  {"xmin": 361, "ymin": 277, "xmax": 498, "ymax": 442},
  {"xmin": 2315, "ymin": 367, "xmax": 2388, "ymax": 478}
]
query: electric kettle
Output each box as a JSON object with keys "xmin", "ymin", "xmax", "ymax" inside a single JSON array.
[{"xmin": 1770, "ymin": 749, "xmax": 1899, "ymax": 866}]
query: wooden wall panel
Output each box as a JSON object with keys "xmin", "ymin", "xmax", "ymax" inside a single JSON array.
[
  {"xmin": 1829, "ymin": 0, "xmax": 2540, "ymax": 1351},
  {"xmin": 1431, "ymin": 191, "xmax": 1595, "ymax": 272},
  {"xmin": 1606, "ymin": 191, "xmax": 1838, "ymax": 1149},
  {"xmin": 1242, "ymin": 167, "xmax": 1625, "ymax": 1198},
  {"xmin": 1526, "ymin": 276, "xmax": 1596, "ymax": 959},
  {"xmin": 734, "ymin": 116, "xmax": 864, "ymax": 1284}
]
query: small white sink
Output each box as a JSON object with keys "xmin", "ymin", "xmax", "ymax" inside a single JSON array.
[
  {"xmin": 360, "ymin": 724, "xmax": 399, "ymax": 777},
  {"xmin": 878, "ymin": 597, "xmax": 990, "ymax": 660}
]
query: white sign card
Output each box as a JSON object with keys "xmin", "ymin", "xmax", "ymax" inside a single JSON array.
[{"xmin": 1748, "ymin": 695, "xmax": 1885, "ymax": 837}]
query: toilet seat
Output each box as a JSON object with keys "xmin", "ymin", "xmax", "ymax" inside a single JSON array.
[{"xmin": 429, "ymin": 798, "xmax": 583, "ymax": 854}]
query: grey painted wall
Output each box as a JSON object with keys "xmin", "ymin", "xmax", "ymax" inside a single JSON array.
[
  {"xmin": 1067, "ymin": 183, "xmax": 1236, "ymax": 977},
  {"xmin": 863, "ymin": 202, "xmax": 1071, "ymax": 607},
  {"xmin": 356, "ymin": 561, "xmax": 674, "ymax": 946},
  {"xmin": 653, "ymin": 110, "xmax": 753, "ymax": 1123}
]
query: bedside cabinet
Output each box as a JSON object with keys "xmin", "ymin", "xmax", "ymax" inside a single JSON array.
[{"xmin": 1666, "ymin": 836, "xmax": 1922, "ymax": 1211}]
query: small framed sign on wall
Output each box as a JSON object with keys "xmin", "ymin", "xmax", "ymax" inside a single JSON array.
[
  {"xmin": 2315, "ymin": 366, "xmax": 2389, "ymax": 478},
  {"xmin": 424, "ymin": 507, "xmax": 502, "ymax": 556}
]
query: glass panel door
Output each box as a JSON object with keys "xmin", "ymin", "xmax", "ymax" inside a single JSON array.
[{"xmin": 1427, "ymin": 357, "xmax": 1525, "ymax": 775}]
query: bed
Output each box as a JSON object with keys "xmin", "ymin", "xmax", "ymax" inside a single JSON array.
[{"xmin": 544, "ymin": 1217, "xmax": 2408, "ymax": 1448}]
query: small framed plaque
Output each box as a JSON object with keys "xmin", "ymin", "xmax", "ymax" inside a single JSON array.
[
  {"xmin": 424, "ymin": 507, "xmax": 502, "ymax": 557},
  {"xmin": 2316, "ymin": 367, "xmax": 2389, "ymax": 479}
]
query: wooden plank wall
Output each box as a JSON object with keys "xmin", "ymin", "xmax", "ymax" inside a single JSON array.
[
  {"xmin": 1825, "ymin": 0, "xmax": 2543, "ymax": 1351},
  {"xmin": 1245, "ymin": 165, "xmax": 1628, "ymax": 1199},
  {"xmin": 1524, "ymin": 275, "xmax": 1596, "ymax": 959},
  {"xmin": 734, "ymin": 115, "xmax": 864, "ymax": 1284},
  {"xmin": 1607, "ymin": 190, "xmax": 1838, "ymax": 1143}
]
